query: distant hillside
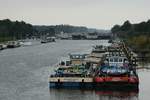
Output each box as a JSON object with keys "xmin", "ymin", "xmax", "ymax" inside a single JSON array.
[
  {"xmin": 34, "ymin": 25, "xmax": 111, "ymax": 37},
  {"xmin": 34, "ymin": 25, "xmax": 88, "ymax": 35},
  {"xmin": 0, "ymin": 19, "xmax": 110, "ymax": 42}
]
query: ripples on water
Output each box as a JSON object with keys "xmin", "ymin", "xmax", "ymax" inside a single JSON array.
[
  {"xmin": 49, "ymin": 89, "xmax": 138, "ymax": 100},
  {"xmin": 0, "ymin": 40, "xmax": 149, "ymax": 100}
]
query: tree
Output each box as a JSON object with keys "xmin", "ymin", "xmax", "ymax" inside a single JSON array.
[
  {"xmin": 120, "ymin": 20, "xmax": 132, "ymax": 31},
  {"xmin": 111, "ymin": 25, "xmax": 120, "ymax": 33},
  {"xmin": 0, "ymin": 19, "xmax": 34, "ymax": 42}
]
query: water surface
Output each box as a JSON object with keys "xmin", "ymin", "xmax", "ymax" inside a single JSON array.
[{"xmin": 0, "ymin": 40, "xmax": 149, "ymax": 100}]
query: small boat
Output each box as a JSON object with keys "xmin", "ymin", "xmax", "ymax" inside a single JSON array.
[
  {"xmin": 41, "ymin": 37, "xmax": 55, "ymax": 43},
  {"xmin": 18, "ymin": 40, "xmax": 32, "ymax": 46},
  {"xmin": 92, "ymin": 45, "xmax": 106, "ymax": 53},
  {"xmin": 0, "ymin": 44, "xmax": 7, "ymax": 50},
  {"xmin": 7, "ymin": 41, "xmax": 21, "ymax": 48}
]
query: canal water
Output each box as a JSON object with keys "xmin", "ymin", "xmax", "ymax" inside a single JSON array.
[{"xmin": 0, "ymin": 40, "xmax": 149, "ymax": 100}]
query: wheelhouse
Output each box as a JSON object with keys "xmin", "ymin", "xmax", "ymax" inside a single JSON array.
[{"xmin": 104, "ymin": 51, "xmax": 129, "ymax": 67}]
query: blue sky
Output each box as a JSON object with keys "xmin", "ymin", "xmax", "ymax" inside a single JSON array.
[{"xmin": 0, "ymin": 0, "xmax": 150, "ymax": 29}]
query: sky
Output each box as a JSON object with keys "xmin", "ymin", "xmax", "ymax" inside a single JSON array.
[{"xmin": 0, "ymin": 0, "xmax": 150, "ymax": 29}]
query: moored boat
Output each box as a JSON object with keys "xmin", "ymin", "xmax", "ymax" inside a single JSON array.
[
  {"xmin": 7, "ymin": 41, "xmax": 21, "ymax": 48},
  {"xmin": 49, "ymin": 53, "xmax": 95, "ymax": 88},
  {"xmin": 41, "ymin": 37, "xmax": 55, "ymax": 43},
  {"xmin": 49, "ymin": 65, "xmax": 93, "ymax": 89},
  {"xmin": 92, "ymin": 45, "xmax": 106, "ymax": 53},
  {"xmin": 94, "ymin": 50, "xmax": 139, "ymax": 90},
  {"xmin": 49, "ymin": 42, "xmax": 139, "ymax": 90}
]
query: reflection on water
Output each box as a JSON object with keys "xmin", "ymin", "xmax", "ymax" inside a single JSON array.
[
  {"xmin": 49, "ymin": 89, "xmax": 139, "ymax": 100},
  {"xmin": 96, "ymin": 90, "xmax": 138, "ymax": 100}
]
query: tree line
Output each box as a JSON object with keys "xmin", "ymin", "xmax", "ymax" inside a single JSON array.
[
  {"xmin": 0, "ymin": 19, "xmax": 35, "ymax": 42},
  {"xmin": 34, "ymin": 24, "xmax": 88, "ymax": 35},
  {"xmin": 111, "ymin": 20, "xmax": 150, "ymax": 54},
  {"xmin": 0, "ymin": 19, "xmax": 89, "ymax": 42},
  {"xmin": 111, "ymin": 20, "xmax": 150, "ymax": 38}
]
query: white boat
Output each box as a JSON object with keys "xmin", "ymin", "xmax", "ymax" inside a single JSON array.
[
  {"xmin": 19, "ymin": 41, "xmax": 32, "ymax": 46},
  {"xmin": 7, "ymin": 41, "xmax": 21, "ymax": 48},
  {"xmin": 41, "ymin": 37, "xmax": 55, "ymax": 43}
]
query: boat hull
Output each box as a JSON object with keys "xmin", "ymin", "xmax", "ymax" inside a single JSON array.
[
  {"xmin": 49, "ymin": 77, "xmax": 93, "ymax": 89},
  {"xmin": 49, "ymin": 82, "xmax": 93, "ymax": 89},
  {"xmin": 7, "ymin": 44, "xmax": 20, "ymax": 48},
  {"xmin": 49, "ymin": 82, "xmax": 138, "ymax": 90},
  {"xmin": 95, "ymin": 82, "xmax": 138, "ymax": 90},
  {"xmin": 49, "ymin": 76, "xmax": 139, "ymax": 90},
  {"xmin": 94, "ymin": 76, "xmax": 139, "ymax": 90}
]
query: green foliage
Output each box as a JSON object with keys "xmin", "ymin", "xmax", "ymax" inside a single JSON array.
[
  {"xmin": 0, "ymin": 37, "xmax": 14, "ymax": 43},
  {"xmin": 0, "ymin": 19, "xmax": 34, "ymax": 42},
  {"xmin": 111, "ymin": 20, "xmax": 150, "ymax": 52},
  {"xmin": 111, "ymin": 19, "xmax": 150, "ymax": 37},
  {"xmin": 120, "ymin": 20, "xmax": 132, "ymax": 31},
  {"xmin": 127, "ymin": 35, "xmax": 150, "ymax": 49},
  {"xmin": 111, "ymin": 25, "xmax": 120, "ymax": 33}
]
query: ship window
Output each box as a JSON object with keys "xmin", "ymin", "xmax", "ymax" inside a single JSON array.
[
  {"xmin": 66, "ymin": 61, "xmax": 70, "ymax": 66},
  {"xmin": 114, "ymin": 58, "xmax": 118, "ymax": 62},
  {"xmin": 124, "ymin": 59, "xmax": 127, "ymax": 62},
  {"xmin": 112, "ymin": 53, "xmax": 114, "ymax": 56},
  {"xmin": 106, "ymin": 59, "xmax": 108, "ymax": 61},
  {"xmin": 61, "ymin": 61, "xmax": 65, "ymax": 65},
  {"xmin": 119, "ymin": 58, "xmax": 122, "ymax": 62},
  {"xmin": 72, "ymin": 56, "xmax": 74, "ymax": 58},
  {"xmin": 110, "ymin": 58, "xmax": 113, "ymax": 62},
  {"xmin": 76, "ymin": 55, "xmax": 79, "ymax": 58},
  {"xmin": 116, "ymin": 52, "xmax": 119, "ymax": 56},
  {"xmin": 80, "ymin": 56, "xmax": 83, "ymax": 59}
]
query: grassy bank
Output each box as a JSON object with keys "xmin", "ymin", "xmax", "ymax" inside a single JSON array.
[
  {"xmin": 125, "ymin": 35, "xmax": 150, "ymax": 62},
  {"xmin": 126, "ymin": 35, "xmax": 150, "ymax": 50}
]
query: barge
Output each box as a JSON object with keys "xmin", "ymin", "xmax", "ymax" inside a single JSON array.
[
  {"xmin": 50, "ymin": 76, "xmax": 93, "ymax": 89},
  {"xmin": 94, "ymin": 50, "xmax": 139, "ymax": 90},
  {"xmin": 49, "ymin": 65, "xmax": 94, "ymax": 89},
  {"xmin": 49, "ymin": 42, "xmax": 139, "ymax": 90},
  {"xmin": 7, "ymin": 41, "xmax": 21, "ymax": 48},
  {"xmin": 49, "ymin": 53, "xmax": 95, "ymax": 88}
]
